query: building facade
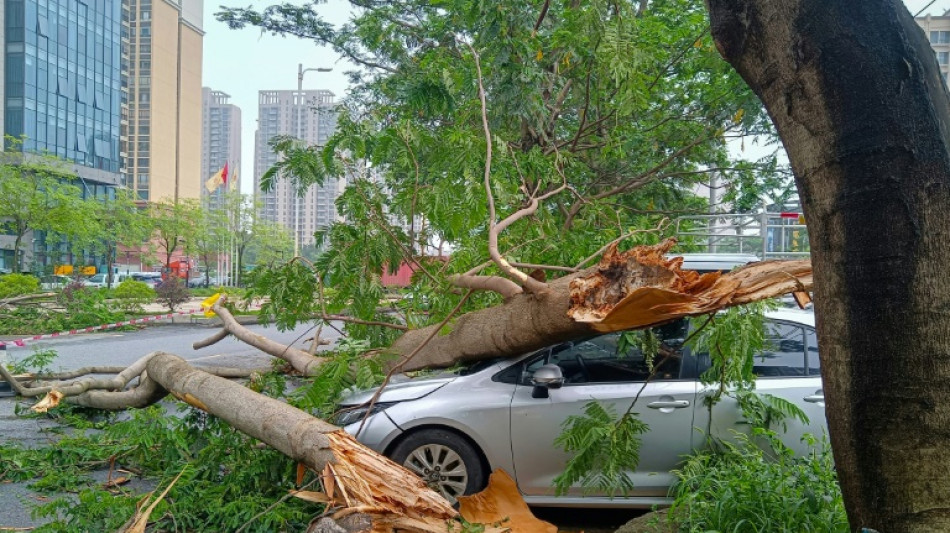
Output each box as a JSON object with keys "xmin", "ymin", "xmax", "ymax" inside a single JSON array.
[
  {"xmin": 122, "ymin": 0, "xmax": 203, "ymax": 202},
  {"xmin": 254, "ymin": 89, "xmax": 339, "ymax": 249},
  {"xmin": 200, "ymin": 87, "xmax": 240, "ymax": 208},
  {"xmin": 2, "ymin": 0, "xmax": 123, "ymax": 271},
  {"xmin": 917, "ymin": 11, "xmax": 950, "ymax": 84}
]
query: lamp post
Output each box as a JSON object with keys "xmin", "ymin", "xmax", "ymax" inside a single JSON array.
[{"xmin": 294, "ymin": 63, "xmax": 333, "ymax": 257}]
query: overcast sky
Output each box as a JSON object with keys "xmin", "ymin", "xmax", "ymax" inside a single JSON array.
[{"xmin": 200, "ymin": 0, "xmax": 950, "ymax": 195}]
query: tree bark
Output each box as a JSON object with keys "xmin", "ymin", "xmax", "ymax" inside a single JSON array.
[{"xmin": 706, "ymin": 1, "xmax": 950, "ymax": 530}]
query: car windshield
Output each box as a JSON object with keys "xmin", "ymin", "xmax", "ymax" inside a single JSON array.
[{"xmin": 90, "ymin": 274, "xmax": 106, "ymax": 282}]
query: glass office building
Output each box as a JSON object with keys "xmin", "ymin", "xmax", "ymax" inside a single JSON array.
[
  {"xmin": 1, "ymin": 0, "xmax": 122, "ymax": 272},
  {"xmin": 4, "ymin": 0, "xmax": 123, "ymax": 174}
]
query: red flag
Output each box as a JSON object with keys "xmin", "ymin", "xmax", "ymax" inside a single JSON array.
[{"xmin": 222, "ymin": 161, "xmax": 230, "ymax": 186}]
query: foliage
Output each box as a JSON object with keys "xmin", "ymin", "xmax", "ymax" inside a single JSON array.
[
  {"xmin": 0, "ymin": 137, "xmax": 95, "ymax": 272},
  {"xmin": 688, "ymin": 302, "xmax": 772, "ymax": 408},
  {"xmin": 56, "ymin": 283, "xmax": 125, "ymax": 328},
  {"xmin": 667, "ymin": 430, "xmax": 848, "ymax": 532},
  {"xmin": 148, "ymin": 199, "xmax": 201, "ymax": 271},
  {"xmin": 0, "ymin": 273, "xmax": 40, "ymax": 299},
  {"xmin": 79, "ymin": 190, "xmax": 151, "ymax": 284},
  {"xmin": 112, "ymin": 279, "xmax": 155, "ymax": 313},
  {"xmin": 154, "ymin": 277, "xmax": 190, "ymax": 311},
  {"xmin": 2, "ymin": 401, "xmax": 316, "ymax": 532},
  {"xmin": 6, "ymin": 348, "xmax": 58, "ymax": 374},
  {"xmin": 552, "ymin": 401, "xmax": 648, "ymax": 496},
  {"xmin": 292, "ymin": 338, "xmax": 388, "ymax": 418},
  {"xmin": 224, "ymin": 0, "xmax": 792, "ymax": 352}
]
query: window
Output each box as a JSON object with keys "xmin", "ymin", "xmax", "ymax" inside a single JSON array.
[
  {"xmin": 940, "ymin": 51, "xmax": 950, "ymax": 65},
  {"xmin": 754, "ymin": 322, "xmax": 809, "ymax": 378},
  {"xmin": 37, "ymin": 16, "xmax": 49, "ymax": 37},
  {"xmin": 931, "ymin": 31, "xmax": 950, "ymax": 44},
  {"xmin": 523, "ymin": 320, "xmax": 689, "ymax": 384}
]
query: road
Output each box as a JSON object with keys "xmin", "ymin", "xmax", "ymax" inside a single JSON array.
[
  {"xmin": 1, "ymin": 320, "xmax": 339, "ymax": 372},
  {"xmin": 0, "ymin": 321, "xmax": 340, "ymax": 530}
]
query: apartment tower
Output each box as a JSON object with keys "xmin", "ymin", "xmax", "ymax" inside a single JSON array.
[
  {"xmin": 122, "ymin": 0, "xmax": 203, "ymax": 202},
  {"xmin": 917, "ymin": 11, "xmax": 950, "ymax": 84},
  {"xmin": 201, "ymin": 87, "xmax": 241, "ymax": 208},
  {"xmin": 254, "ymin": 89, "xmax": 339, "ymax": 249}
]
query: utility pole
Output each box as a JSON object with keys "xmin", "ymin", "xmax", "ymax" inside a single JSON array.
[{"xmin": 294, "ymin": 64, "xmax": 332, "ymax": 257}]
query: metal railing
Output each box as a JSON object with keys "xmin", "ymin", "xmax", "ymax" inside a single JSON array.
[{"xmin": 675, "ymin": 212, "xmax": 810, "ymax": 260}]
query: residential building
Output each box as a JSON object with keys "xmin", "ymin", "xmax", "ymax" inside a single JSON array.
[
  {"xmin": 254, "ymin": 89, "xmax": 339, "ymax": 249},
  {"xmin": 122, "ymin": 0, "xmax": 203, "ymax": 202},
  {"xmin": 1, "ymin": 0, "xmax": 123, "ymax": 271},
  {"xmin": 917, "ymin": 11, "xmax": 950, "ymax": 84},
  {"xmin": 201, "ymin": 87, "xmax": 241, "ymax": 208}
]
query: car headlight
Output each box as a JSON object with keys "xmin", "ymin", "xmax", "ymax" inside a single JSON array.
[{"xmin": 332, "ymin": 402, "xmax": 397, "ymax": 427}]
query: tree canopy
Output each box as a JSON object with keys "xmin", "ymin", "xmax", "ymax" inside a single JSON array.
[{"xmin": 222, "ymin": 0, "xmax": 790, "ymax": 342}]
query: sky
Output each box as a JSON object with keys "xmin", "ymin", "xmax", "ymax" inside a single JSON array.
[{"xmin": 199, "ymin": 0, "xmax": 950, "ymax": 195}]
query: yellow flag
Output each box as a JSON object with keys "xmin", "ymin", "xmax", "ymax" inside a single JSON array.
[
  {"xmin": 204, "ymin": 167, "xmax": 224, "ymax": 193},
  {"xmin": 201, "ymin": 292, "xmax": 222, "ymax": 317}
]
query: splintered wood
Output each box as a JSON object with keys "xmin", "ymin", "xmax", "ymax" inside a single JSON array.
[
  {"xmin": 568, "ymin": 238, "xmax": 812, "ymax": 332},
  {"xmin": 302, "ymin": 432, "xmax": 526, "ymax": 532}
]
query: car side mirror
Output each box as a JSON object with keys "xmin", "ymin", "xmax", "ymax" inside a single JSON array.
[{"xmin": 531, "ymin": 364, "xmax": 565, "ymax": 399}]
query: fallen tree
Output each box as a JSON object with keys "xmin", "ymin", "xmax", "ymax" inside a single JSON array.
[{"xmin": 5, "ymin": 241, "xmax": 812, "ymax": 531}]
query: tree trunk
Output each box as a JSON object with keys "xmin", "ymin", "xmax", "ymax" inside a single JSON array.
[{"xmin": 706, "ymin": 1, "xmax": 950, "ymax": 530}]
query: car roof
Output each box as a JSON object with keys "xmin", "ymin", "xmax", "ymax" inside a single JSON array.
[
  {"xmin": 765, "ymin": 307, "xmax": 815, "ymax": 327},
  {"xmin": 674, "ymin": 252, "xmax": 761, "ymax": 272}
]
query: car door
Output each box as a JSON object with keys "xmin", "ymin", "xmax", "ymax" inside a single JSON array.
[
  {"xmin": 508, "ymin": 320, "xmax": 698, "ymax": 498},
  {"xmin": 696, "ymin": 319, "xmax": 827, "ymax": 454}
]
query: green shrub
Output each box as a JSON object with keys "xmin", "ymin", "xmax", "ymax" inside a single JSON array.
[
  {"xmin": 112, "ymin": 280, "xmax": 155, "ymax": 313},
  {"xmin": 56, "ymin": 284, "xmax": 125, "ymax": 329},
  {"xmin": 667, "ymin": 431, "xmax": 849, "ymax": 532},
  {"xmin": 0, "ymin": 273, "xmax": 39, "ymax": 299}
]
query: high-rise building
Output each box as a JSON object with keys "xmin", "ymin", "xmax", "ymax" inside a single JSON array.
[
  {"xmin": 917, "ymin": 11, "xmax": 950, "ymax": 84},
  {"xmin": 254, "ymin": 89, "xmax": 339, "ymax": 249},
  {"xmin": 122, "ymin": 0, "xmax": 203, "ymax": 202},
  {"xmin": 2, "ymin": 0, "xmax": 123, "ymax": 271},
  {"xmin": 201, "ymin": 87, "xmax": 241, "ymax": 207}
]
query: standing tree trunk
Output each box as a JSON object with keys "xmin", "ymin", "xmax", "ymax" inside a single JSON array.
[{"xmin": 706, "ymin": 1, "xmax": 950, "ymax": 530}]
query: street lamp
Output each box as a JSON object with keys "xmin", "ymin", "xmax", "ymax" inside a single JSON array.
[{"xmin": 294, "ymin": 63, "xmax": 333, "ymax": 257}]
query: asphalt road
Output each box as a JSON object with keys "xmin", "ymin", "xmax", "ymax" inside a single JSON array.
[{"xmin": 0, "ymin": 321, "xmax": 339, "ymax": 530}]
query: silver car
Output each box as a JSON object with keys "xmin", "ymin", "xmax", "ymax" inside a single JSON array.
[{"xmin": 336, "ymin": 307, "xmax": 826, "ymax": 507}]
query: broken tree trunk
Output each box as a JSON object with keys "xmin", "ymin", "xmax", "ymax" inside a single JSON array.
[
  {"xmin": 22, "ymin": 352, "xmax": 459, "ymax": 531},
  {"xmin": 389, "ymin": 239, "xmax": 812, "ymax": 371}
]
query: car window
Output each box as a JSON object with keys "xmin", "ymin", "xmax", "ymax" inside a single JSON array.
[
  {"xmin": 804, "ymin": 327, "xmax": 821, "ymax": 376},
  {"xmin": 522, "ymin": 320, "xmax": 688, "ymax": 385},
  {"xmin": 754, "ymin": 322, "xmax": 809, "ymax": 378}
]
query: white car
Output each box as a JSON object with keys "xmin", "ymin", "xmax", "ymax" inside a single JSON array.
[
  {"xmin": 336, "ymin": 308, "xmax": 825, "ymax": 507},
  {"xmin": 83, "ymin": 273, "xmax": 136, "ymax": 288}
]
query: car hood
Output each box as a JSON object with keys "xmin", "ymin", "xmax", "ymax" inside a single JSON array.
[{"xmin": 339, "ymin": 374, "xmax": 457, "ymax": 405}]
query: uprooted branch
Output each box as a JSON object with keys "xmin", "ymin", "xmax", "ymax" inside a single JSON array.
[
  {"xmin": 20, "ymin": 352, "xmax": 462, "ymax": 532},
  {"xmin": 194, "ymin": 296, "xmax": 324, "ymax": 375}
]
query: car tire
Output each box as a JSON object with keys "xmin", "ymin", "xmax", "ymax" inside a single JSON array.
[{"xmin": 389, "ymin": 429, "xmax": 487, "ymax": 504}]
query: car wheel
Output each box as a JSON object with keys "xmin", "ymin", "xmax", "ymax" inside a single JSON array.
[{"xmin": 389, "ymin": 429, "xmax": 487, "ymax": 504}]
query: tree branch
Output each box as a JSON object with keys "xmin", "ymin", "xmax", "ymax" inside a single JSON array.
[{"xmin": 449, "ymin": 274, "xmax": 523, "ymax": 299}]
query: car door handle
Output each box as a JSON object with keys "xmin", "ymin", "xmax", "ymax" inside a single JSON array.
[
  {"xmin": 803, "ymin": 394, "xmax": 825, "ymax": 403},
  {"xmin": 647, "ymin": 400, "xmax": 690, "ymax": 409}
]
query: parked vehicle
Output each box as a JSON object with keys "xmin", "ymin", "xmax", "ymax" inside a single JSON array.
[
  {"xmin": 38, "ymin": 275, "xmax": 71, "ymax": 290},
  {"xmin": 83, "ymin": 273, "xmax": 136, "ymax": 289},
  {"xmin": 130, "ymin": 272, "xmax": 162, "ymax": 288},
  {"xmin": 336, "ymin": 308, "xmax": 825, "ymax": 507},
  {"xmin": 335, "ymin": 254, "xmax": 824, "ymax": 506}
]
